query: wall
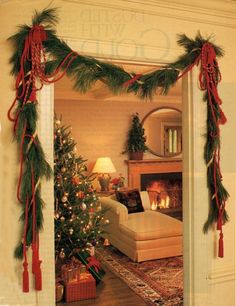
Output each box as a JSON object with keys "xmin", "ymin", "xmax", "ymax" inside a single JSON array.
[{"xmin": 0, "ymin": 1, "xmax": 235, "ymax": 306}]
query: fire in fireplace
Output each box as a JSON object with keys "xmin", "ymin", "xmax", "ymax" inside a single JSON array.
[{"xmin": 141, "ymin": 172, "xmax": 182, "ymax": 210}]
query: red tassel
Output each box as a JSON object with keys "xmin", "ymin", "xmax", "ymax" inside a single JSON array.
[
  {"xmin": 218, "ymin": 232, "xmax": 224, "ymax": 258},
  {"xmin": 219, "ymin": 109, "xmax": 227, "ymax": 125},
  {"xmin": 35, "ymin": 260, "xmax": 42, "ymax": 291},
  {"xmin": 23, "ymin": 262, "xmax": 29, "ymax": 293}
]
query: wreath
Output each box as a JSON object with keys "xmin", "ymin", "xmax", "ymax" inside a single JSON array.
[{"xmin": 7, "ymin": 8, "xmax": 229, "ymax": 292}]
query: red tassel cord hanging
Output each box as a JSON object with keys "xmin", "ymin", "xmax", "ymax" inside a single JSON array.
[
  {"xmin": 199, "ymin": 43, "xmax": 227, "ymax": 258},
  {"xmin": 22, "ymin": 195, "xmax": 29, "ymax": 293},
  {"xmin": 8, "ymin": 23, "xmax": 79, "ymax": 293}
]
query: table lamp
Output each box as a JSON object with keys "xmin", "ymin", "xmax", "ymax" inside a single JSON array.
[{"xmin": 92, "ymin": 157, "xmax": 116, "ymax": 191}]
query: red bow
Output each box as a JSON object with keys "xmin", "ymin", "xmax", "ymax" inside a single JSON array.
[
  {"xmin": 31, "ymin": 25, "xmax": 47, "ymax": 43},
  {"xmin": 86, "ymin": 256, "xmax": 101, "ymax": 273}
]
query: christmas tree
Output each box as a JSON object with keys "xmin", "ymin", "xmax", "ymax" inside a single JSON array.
[{"xmin": 54, "ymin": 116, "xmax": 108, "ymax": 262}]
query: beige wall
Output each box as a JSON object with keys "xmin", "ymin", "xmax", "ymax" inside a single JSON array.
[{"xmin": 0, "ymin": 1, "xmax": 235, "ymax": 306}]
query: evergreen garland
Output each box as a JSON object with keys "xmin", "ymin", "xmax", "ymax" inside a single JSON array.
[{"xmin": 8, "ymin": 7, "xmax": 229, "ymax": 286}]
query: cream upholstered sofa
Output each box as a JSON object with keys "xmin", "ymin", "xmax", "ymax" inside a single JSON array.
[{"xmin": 100, "ymin": 191, "xmax": 182, "ymax": 262}]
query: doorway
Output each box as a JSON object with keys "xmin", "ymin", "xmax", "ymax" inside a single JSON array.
[{"xmin": 52, "ymin": 59, "xmax": 184, "ymax": 305}]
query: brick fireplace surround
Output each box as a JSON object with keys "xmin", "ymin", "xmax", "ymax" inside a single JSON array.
[{"xmin": 126, "ymin": 158, "xmax": 182, "ymax": 190}]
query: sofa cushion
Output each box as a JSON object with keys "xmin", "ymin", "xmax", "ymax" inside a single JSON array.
[
  {"xmin": 119, "ymin": 210, "xmax": 182, "ymax": 241},
  {"xmin": 116, "ymin": 189, "xmax": 144, "ymax": 214}
]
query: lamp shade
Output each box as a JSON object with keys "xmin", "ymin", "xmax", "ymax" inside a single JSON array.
[{"xmin": 92, "ymin": 157, "xmax": 116, "ymax": 173}]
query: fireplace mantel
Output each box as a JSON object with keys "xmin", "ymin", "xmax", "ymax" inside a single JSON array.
[{"xmin": 126, "ymin": 158, "xmax": 182, "ymax": 189}]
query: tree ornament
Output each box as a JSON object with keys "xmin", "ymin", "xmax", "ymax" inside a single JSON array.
[
  {"xmin": 60, "ymin": 216, "xmax": 65, "ymax": 222},
  {"xmin": 72, "ymin": 176, "xmax": 80, "ymax": 185},
  {"xmin": 54, "ymin": 212, "xmax": 60, "ymax": 219},
  {"xmin": 57, "ymin": 129, "xmax": 61, "ymax": 134},
  {"xmin": 80, "ymin": 202, "xmax": 87, "ymax": 210},
  {"xmin": 69, "ymin": 228, "xmax": 74, "ymax": 235},
  {"xmin": 61, "ymin": 196, "xmax": 68, "ymax": 203},
  {"xmin": 61, "ymin": 167, "xmax": 66, "ymax": 173},
  {"xmin": 105, "ymin": 219, "xmax": 110, "ymax": 224},
  {"xmin": 59, "ymin": 249, "xmax": 66, "ymax": 259}
]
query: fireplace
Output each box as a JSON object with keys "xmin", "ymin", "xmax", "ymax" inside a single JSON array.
[
  {"xmin": 141, "ymin": 172, "xmax": 182, "ymax": 210},
  {"xmin": 126, "ymin": 159, "xmax": 182, "ymax": 219}
]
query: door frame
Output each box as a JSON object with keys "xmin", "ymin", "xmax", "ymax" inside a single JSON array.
[{"xmin": 39, "ymin": 38, "xmax": 209, "ymax": 306}]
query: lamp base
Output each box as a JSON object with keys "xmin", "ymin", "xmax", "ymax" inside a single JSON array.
[{"xmin": 98, "ymin": 174, "xmax": 111, "ymax": 192}]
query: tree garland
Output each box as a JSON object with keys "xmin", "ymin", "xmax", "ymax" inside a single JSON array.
[{"xmin": 8, "ymin": 8, "xmax": 229, "ymax": 292}]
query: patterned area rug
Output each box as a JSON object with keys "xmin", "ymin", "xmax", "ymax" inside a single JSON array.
[{"xmin": 96, "ymin": 246, "xmax": 183, "ymax": 306}]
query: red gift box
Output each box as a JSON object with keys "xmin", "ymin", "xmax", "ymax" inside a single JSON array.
[{"xmin": 65, "ymin": 272, "xmax": 96, "ymax": 302}]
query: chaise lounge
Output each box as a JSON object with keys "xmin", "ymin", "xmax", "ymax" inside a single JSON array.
[{"xmin": 100, "ymin": 191, "xmax": 183, "ymax": 262}]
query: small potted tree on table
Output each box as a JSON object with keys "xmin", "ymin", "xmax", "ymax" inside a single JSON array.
[{"xmin": 123, "ymin": 113, "xmax": 148, "ymax": 160}]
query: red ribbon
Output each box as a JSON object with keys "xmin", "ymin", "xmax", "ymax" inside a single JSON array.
[
  {"xmin": 86, "ymin": 256, "xmax": 101, "ymax": 273},
  {"xmin": 123, "ymin": 74, "xmax": 142, "ymax": 87}
]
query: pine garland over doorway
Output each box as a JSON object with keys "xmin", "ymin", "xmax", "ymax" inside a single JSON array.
[{"xmin": 7, "ymin": 8, "xmax": 229, "ymax": 292}]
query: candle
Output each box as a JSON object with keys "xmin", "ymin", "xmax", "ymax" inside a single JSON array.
[
  {"xmin": 173, "ymin": 129, "xmax": 177, "ymax": 153},
  {"xmin": 168, "ymin": 129, "xmax": 173, "ymax": 153}
]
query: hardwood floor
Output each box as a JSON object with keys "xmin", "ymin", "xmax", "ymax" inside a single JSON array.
[{"xmin": 57, "ymin": 267, "xmax": 146, "ymax": 306}]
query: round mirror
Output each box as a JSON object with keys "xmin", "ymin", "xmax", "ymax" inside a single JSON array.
[{"xmin": 142, "ymin": 107, "xmax": 182, "ymax": 157}]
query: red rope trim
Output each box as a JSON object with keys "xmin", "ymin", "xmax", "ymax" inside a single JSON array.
[{"xmin": 22, "ymin": 195, "xmax": 29, "ymax": 293}]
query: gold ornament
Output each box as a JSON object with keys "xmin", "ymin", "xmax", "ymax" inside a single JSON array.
[
  {"xmin": 105, "ymin": 219, "xmax": 110, "ymax": 224},
  {"xmin": 55, "ymin": 120, "xmax": 61, "ymax": 125},
  {"xmin": 61, "ymin": 196, "xmax": 68, "ymax": 203},
  {"xmin": 69, "ymin": 228, "xmax": 74, "ymax": 235},
  {"xmin": 59, "ymin": 248, "xmax": 65, "ymax": 259},
  {"xmin": 54, "ymin": 212, "xmax": 60, "ymax": 219},
  {"xmin": 60, "ymin": 216, "xmax": 65, "ymax": 222},
  {"xmin": 61, "ymin": 167, "xmax": 66, "ymax": 173},
  {"xmin": 80, "ymin": 202, "xmax": 87, "ymax": 210}
]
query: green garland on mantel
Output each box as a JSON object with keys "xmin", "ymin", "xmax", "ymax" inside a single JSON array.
[{"xmin": 8, "ymin": 7, "xmax": 229, "ymax": 292}]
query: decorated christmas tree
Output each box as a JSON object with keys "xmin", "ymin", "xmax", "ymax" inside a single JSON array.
[{"xmin": 54, "ymin": 116, "xmax": 108, "ymax": 262}]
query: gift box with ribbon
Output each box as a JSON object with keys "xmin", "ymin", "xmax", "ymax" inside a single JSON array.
[
  {"xmin": 76, "ymin": 251, "xmax": 105, "ymax": 285},
  {"xmin": 61, "ymin": 260, "xmax": 81, "ymax": 283},
  {"xmin": 65, "ymin": 272, "xmax": 96, "ymax": 302}
]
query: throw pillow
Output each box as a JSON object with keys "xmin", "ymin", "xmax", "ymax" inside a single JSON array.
[{"xmin": 116, "ymin": 189, "xmax": 144, "ymax": 214}]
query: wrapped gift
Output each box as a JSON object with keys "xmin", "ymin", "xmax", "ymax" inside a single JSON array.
[
  {"xmin": 76, "ymin": 251, "xmax": 105, "ymax": 285},
  {"xmin": 55, "ymin": 280, "xmax": 64, "ymax": 303},
  {"xmin": 61, "ymin": 260, "xmax": 81, "ymax": 283},
  {"xmin": 65, "ymin": 272, "xmax": 96, "ymax": 302}
]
